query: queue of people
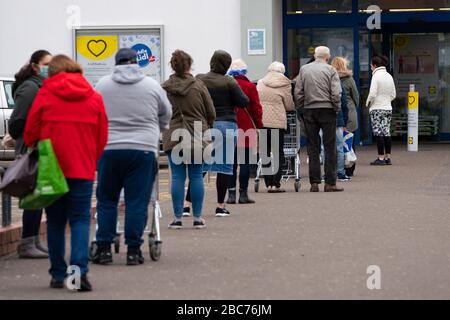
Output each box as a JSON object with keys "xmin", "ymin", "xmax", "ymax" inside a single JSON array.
[{"xmin": 8, "ymin": 45, "xmax": 396, "ymax": 291}]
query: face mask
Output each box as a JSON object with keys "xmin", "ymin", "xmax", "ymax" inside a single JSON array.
[{"xmin": 39, "ymin": 65, "xmax": 49, "ymax": 79}]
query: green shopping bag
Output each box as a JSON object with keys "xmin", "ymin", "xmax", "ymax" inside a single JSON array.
[{"xmin": 19, "ymin": 140, "xmax": 69, "ymax": 210}]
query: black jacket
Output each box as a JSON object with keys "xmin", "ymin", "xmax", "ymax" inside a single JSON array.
[
  {"xmin": 196, "ymin": 51, "xmax": 249, "ymax": 122},
  {"xmin": 9, "ymin": 76, "xmax": 43, "ymax": 155}
]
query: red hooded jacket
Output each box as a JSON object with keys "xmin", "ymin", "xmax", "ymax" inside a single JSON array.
[
  {"xmin": 24, "ymin": 72, "xmax": 108, "ymax": 181},
  {"xmin": 234, "ymin": 75, "xmax": 264, "ymax": 148}
]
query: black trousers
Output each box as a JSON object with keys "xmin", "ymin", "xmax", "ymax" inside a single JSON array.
[
  {"xmin": 263, "ymin": 128, "xmax": 285, "ymax": 188},
  {"xmin": 22, "ymin": 210, "xmax": 43, "ymax": 239},
  {"xmin": 303, "ymin": 109, "xmax": 337, "ymax": 185},
  {"xmin": 375, "ymin": 136, "xmax": 392, "ymax": 156}
]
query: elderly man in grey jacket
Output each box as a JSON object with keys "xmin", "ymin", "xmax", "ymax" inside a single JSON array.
[{"xmin": 295, "ymin": 46, "xmax": 344, "ymax": 193}]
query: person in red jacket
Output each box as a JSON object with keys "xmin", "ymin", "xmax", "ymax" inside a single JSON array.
[
  {"xmin": 226, "ymin": 59, "xmax": 263, "ymax": 204},
  {"xmin": 24, "ymin": 55, "xmax": 108, "ymax": 292}
]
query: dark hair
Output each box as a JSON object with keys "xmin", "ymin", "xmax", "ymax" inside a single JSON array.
[
  {"xmin": 372, "ymin": 55, "xmax": 389, "ymax": 68},
  {"xmin": 13, "ymin": 50, "xmax": 51, "ymax": 95},
  {"xmin": 48, "ymin": 55, "xmax": 83, "ymax": 77},
  {"xmin": 170, "ymin": 50, "xmax": 193, "ymax": 76}
]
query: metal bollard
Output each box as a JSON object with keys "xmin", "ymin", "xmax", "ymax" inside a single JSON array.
[{"xmin": 0, "ymin": 167, "xmax": 12, "ymax": 227}]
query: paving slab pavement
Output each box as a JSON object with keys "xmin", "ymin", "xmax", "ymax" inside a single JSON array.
[{"xmin": 1, "ymin": 145, "xmax": 449, "ymax": 300}]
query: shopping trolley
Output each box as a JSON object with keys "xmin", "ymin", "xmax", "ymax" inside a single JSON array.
[
  {"xmin": 89, "ymin": 162, "xmax": 163, "ymax": 262},
  {"xmin": 254, "ymin": 111, "xmax": 301, "ymax": 193}
]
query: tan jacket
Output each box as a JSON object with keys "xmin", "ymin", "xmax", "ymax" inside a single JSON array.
[{"xmin": 257, "ymin": 71, "xmax": 295, "ymax": 129}]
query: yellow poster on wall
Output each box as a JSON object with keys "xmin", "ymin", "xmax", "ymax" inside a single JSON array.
[{"xmin": 76, "ymin": 35, "xmax": 118, "ymax": 61}]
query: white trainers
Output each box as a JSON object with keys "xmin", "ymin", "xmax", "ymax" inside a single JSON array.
[{"xmin": 183, "ymin": 207, "xmax": 191, "ymax": 218}]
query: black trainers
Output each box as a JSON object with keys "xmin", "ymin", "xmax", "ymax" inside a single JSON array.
[
  {"xmin": 127, "ymin": 248, "xmax": 145, "ymax": 266},
  {"xmin": 385, "ymin": 158, "xmax": 392, "ymax": 166},
  {"xmin": 183, "ymin": 207, "xmax": 191, "ymax": 217},
  {"xmin": 91, "ymin": 245, "xmax": 113, "ymax": 265},
  {"xmin": 168, "ymin": 220, "xmax": 182, "ymax": 230},
  {"xmin": 193, "ymin": 219, "xmax": 207, "ymax": 229},
  {"xmin": 338, "ymin": 174, "xmax": 351, "ymax": 182},
  {"xmin": 50, "ymin": 278, "xmax": 65, "ymax": 289},
  {"xmin": 78, "ymin": 275, "xmax": 93, "ymax": 292},
  {"xmin": 371, "ymin": 158, "xmax": 386, "ymax": 166},
  {"xmin": 215, "ymin": 207, "xmax": 231, "ymax": 217}
]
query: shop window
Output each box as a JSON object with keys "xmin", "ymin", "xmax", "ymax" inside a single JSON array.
[
  {"xmin": 287, "ymin": 28, "xmax": 354, "ymax": 79},
  {"xmin": 359, "ymin": 0, "xmax": 450, "ymax": 11},
  {"xmin": 286, "ymin": 0, "xmax": 352, "ymax": 14}
]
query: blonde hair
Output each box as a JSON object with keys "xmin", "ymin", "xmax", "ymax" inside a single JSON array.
[
  {"xmin": 268, "ymin": 61, "xmax": 285, "ymax": 74},
  {"xmin": 331, "ymin": 57, "xmax": 350, "ymax": 73}
]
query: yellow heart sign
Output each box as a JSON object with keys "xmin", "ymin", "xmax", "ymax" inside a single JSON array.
[
  {"xmin": 408, "ymin": 92, "xmax": 419, "ymax": 109},
  {"xmin": 77, "ymin": 35, "xmax": 118, "ymax": 61}
]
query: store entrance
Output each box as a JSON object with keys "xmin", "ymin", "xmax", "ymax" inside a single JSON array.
[{"xmin": 362, "ymin": 31, "xmax": 450, "ymax": 142}]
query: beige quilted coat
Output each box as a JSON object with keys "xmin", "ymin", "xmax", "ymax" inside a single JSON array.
[{"xmin": 257, "ymin": 71, "xmax": 295, "ymax": 129}]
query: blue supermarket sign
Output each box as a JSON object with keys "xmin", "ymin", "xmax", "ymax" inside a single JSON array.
[{"xmin": 131, "ymin": 43, "xmax": 155, "ymax": 68}]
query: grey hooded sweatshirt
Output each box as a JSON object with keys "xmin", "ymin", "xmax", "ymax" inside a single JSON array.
[{"xmin": 96, "ymin": 64, "xmax": 172, "ymax": 154}]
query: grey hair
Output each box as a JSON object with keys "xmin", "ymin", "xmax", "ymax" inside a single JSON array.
[
  {"xmin": 314, "ymin": 46, "xmax": 331, "ymax": 60},
  {"xmin": 268, "ymin": 61, "xmax": 286, "ymax": 74}
]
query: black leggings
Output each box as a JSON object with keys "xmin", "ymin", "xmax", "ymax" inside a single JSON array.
[
  {"xmin": 186, "ymin": 173, "xmax": 229, "ymax": 204},
  {"xmin": 22, "ymin": 210, "xmax": 43, "ymax": 239},
  {"xmin": 375, "ymin": 136, "xmax": 392, "ymax": 156}
]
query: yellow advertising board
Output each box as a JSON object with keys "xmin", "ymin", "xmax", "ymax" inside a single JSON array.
[
  {"xmin": 408, "ymin": 92, "xmax": 419, "ymax": 109},
  {"xmin": 76, "ymin": 35, "xmax": 118, "ymax": 61}
]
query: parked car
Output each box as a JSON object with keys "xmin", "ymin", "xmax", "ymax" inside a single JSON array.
[{"xmin": 0, "ymin": 77, "xmax": 15, "ymax": 160}]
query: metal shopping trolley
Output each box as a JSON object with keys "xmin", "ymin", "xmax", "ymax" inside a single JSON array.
[
  {"xmin": 254, "ymin": 111, "xmax": 301, "ymax": 193},
  {"xmin": 281, "ymin": 111, "xmax": 302, "ymax": 192},
  {"xmin": 89, "ymin": 161, "xmax": 163, "ymax": 262}
]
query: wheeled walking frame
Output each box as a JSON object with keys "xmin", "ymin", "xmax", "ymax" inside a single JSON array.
[{"xmin": 89, "ymin": 162, "xmax": 163, "ymax": 262}]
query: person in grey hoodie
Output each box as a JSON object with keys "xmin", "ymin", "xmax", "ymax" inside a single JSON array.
[{"xmin": 93, "ymin": 48, "xmax": 172, "ymax": 266}]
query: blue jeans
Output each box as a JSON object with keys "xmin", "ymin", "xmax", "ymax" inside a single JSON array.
[
  {"xmin": 45, "ymin": 179, "xmax": 93, "ymax": 281},
  {"xmin": 96, "ymin": 150, "xmax": 157, "ymax": 248},
  {"xmin": 336, "ymin": 127, "xmax": 345, "ymax": 176},
  {"xmin": 168, "ymin": 151, "xmax": 204, "ymax": 219},
  {"xmin": 203, "ymin": 121, "xmax": 237, "ymax": 175}
]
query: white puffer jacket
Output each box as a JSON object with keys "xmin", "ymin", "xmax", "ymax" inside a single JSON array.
[
  {"xmin": 257, "ymin": 71, "xmax": 295, "ymax": 129},
  {"xmin": 366, "ymin": 67, "xmax": 397, "ymax": 112}
]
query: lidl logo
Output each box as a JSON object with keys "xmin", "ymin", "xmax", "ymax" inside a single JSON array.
[{"xmin": 132, "ymin": 43, "xmax": 156, "ymax": 68}]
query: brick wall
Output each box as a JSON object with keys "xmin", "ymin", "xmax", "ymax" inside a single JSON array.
[{"xmin": 0, "ymin": 221, "xmax": 47, "ymax": 257}]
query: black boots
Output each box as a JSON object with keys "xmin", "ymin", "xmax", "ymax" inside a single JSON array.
[
  {"xmin": 226, "ymin": 190, "xmax": 237, "ymax": 204},
  {"xmin": 227, "ymin": 189, "xmax": 255, "ymax": 204},
  {"xmin": 239, "ymin": 190, "xmax": 255, "ymax": 204}
]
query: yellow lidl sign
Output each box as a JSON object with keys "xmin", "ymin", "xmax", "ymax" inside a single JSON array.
[
  {"xmin": 408, "ymin": 92, "xmax": 419, "ymax": 109},
  {"xmin": 76, "ymin": 35, "xmax": 118, "ymax": 61}
]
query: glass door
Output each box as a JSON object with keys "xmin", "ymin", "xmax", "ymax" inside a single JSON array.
[{"xmin": 391, "ymin": 33, "xmax": 444, "ymax": 141}]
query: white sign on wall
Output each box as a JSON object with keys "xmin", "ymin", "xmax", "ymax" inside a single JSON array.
[
  {"xmin": 248, "ymin": 29, "xmax": 266, "ymax": 56},
  {"xmin": 73, "ymin": 26, "xmax": 164, "ymax": 86}
]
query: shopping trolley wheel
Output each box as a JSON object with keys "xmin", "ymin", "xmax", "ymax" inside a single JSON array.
[
  {"xmin": 148, "ymin": 234, "xmax": 162, "ymax": 261},
  {"xmin": 254, "ymin": 179, "xmax": 260, "ymax": 193},
  {"xmin": 89, "ymin": 241, "xmax": 98, "ymax": 261},
  {"xmin": 294, "ymin": 180, "xmax": 301, "ymax": 193},
  {"xmin": 114, "ymin": 235, "xmax": 120, "ymax": 254}
]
